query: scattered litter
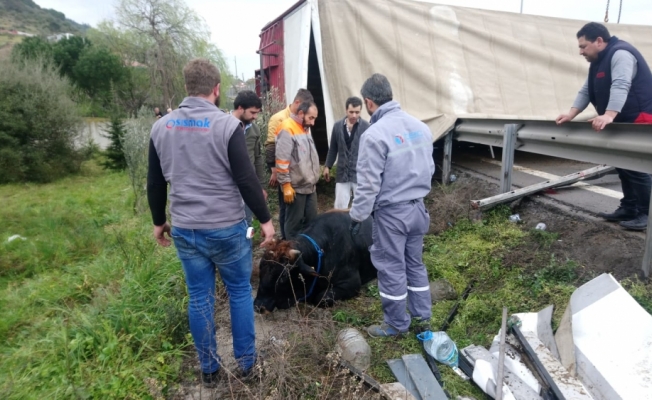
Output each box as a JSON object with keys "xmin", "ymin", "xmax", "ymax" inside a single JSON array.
[
  {"xmin": 509, "ymin": 214, "xmax": 521, "ymax": 223},
  {"xmin": 450, "ymin": 174, "xmax": 457, "ymax": 183},
  {"xmin": 7, "ymin": 235, "xmax": 26, "ymax": 243},
  {"xmin": 418, "ymin": 331, "xmax": 468, "ymax": 380},
  {"xmin": 535, "ymin": 223, "xmax": 547, "ymax": 231},
  {"xmin": 335, "ymin": 328, "xmax": 371, "ymax": 371}
]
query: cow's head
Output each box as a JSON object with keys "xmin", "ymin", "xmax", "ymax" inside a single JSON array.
[{"xmin": 254, "ymin": 240, "xmax": 318, "ymax": 313}]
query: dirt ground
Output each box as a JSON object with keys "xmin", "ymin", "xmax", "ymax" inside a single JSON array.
[{"xmin": 172, "ymin": 170, "xmax": 647, "ymax": 399}]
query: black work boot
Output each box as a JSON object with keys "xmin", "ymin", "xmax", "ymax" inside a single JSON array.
[
  {"xmin": 597, "ymin": 207, "xmax": 637, "ymax": 222},
  {"xmin": 620, "ymin": 214, "xmax": 648, "ymax": 231},
  {"xmin": 201, "ymin": 369, "xmax": 224, "ymax": 388},
  {"xmin": 411, "ymin": 318, "xmax": 432, "ymax": 334}
]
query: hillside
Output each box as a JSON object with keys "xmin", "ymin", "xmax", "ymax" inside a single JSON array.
[{"xmin": 0, "ymin": 0, "xmax": 89, "ymax": 36}]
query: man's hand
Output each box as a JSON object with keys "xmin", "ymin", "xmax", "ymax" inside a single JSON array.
[
  {"xmin": 589, "ymin": 114, "xmax": 615, "ymax": 132},
  {"xmin": 555, "ymin": 114, "xmax": 574, "ymax": 125},
  {"xmin": 282, "ymin": 183, "xmax": 295, "ymax": 204},
  {"xmin": 323, "ymin": 167, "xmax": 331, "ymax": 182},
  {"xmin": 556, "ymin": 107, "xmax": 581, "ymax": 125},
  {"xmin": 153, "ymin": 222, "xmax": 172, "ymax": 247},
  {"xmin": 269, "ymin": 168, "xmax": 278, "ymax": 187},
  {"xmin": 259, "ymin": 220, "xmax": 276, "ymax": 248},
  {"xmin": 350, "ymin": 220, "xmax": 361, "ymax": 237},
  {"xmin": 262, "ymin": 189, "xmax": 268, "ymax": 202}
]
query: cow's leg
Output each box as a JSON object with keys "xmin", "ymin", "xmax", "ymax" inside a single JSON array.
[
  {"xmin": 405, "ymin": 201, "xmax": 432, "ymax": 322},
  {"xmin": 370, "ymin": 206, "xmax": 410, "ymax": 332}
]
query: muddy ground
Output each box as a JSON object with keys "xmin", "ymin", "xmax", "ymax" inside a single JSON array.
[{"xmin": 172, "ymin": 170, "xmax": 647, "ymax": 399}]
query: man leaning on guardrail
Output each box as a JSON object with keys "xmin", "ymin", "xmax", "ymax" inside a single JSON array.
[{"xmin": 556, "ymin": 22, "xmax": 652, "ymax": 231}]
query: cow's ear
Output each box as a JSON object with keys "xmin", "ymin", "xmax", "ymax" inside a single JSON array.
[{"xmin": 288, "ymin": 249, "xmax": 301, "ymax": 261}]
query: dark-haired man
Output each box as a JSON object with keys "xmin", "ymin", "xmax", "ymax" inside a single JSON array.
[
  {"xmin": 265, "ymin": 89, "xmax": 314, "ymax": 239},
  {"xmin": 147, "ymin": 59, "xmax": 274, "ymax": 387},
  {"xmin": 556, "ymin": 22, "xmax": 652, "ymax": 231},
  {"xmin": 275, "ymin": 101, "xmax": 320, "ymax": 239},
  {"xmin": 232, "ymin": 90, "xmax": 267, "ymax": 227},
  {"xmin": 349, "ymin": 74, "xmax": 434, "ymax": 338},
  {"xmin": 324, "ymin": 96, "xmax": 370, "ymax": 209}
]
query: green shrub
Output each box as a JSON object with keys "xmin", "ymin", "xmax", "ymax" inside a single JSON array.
[
  {"xmin": 101, "ymin": 115, "xmax": 128, "ymax": 171},
  {"xmin": 0, "ymin": 58, "xmax": 84, "ymax": 183}
]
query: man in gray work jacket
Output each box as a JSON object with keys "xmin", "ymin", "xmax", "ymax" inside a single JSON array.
[
  {"xmin": 556, "ymin": 22, "xmax": 652, "ymax": 231},
  {"xmin": 147, "ymin": 59, "xmax": 275, "ymax": 388},
  {"xmin": 349, "ymin": 74, "xmax": 435, "ymax": 337},
  {"xmin": 232, "ymin": 90, "xmax": 267, "ymax": 227},
  {"xmin": 324, "ymin": 96, "xmax": 370, "ymax": 209}
]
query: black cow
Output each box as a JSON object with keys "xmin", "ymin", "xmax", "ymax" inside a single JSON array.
[{"xmin": 254, "ymin": 211, "xmax": 377, "ymax": 312}]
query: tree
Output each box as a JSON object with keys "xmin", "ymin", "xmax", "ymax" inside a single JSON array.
[
  {"xmin": 101, "ymin": 115, "xmax": 128, "ymax": 171},
  {"xmin": 11, "ymin": 36, "xmax": 53, "ymax": 63},
  {"xmin": 52, "ymin": 36, "xmax": 91, "ymax": 79},
  {"xmin": 106, "ymin": 0, "xmax": 232, "ymax": 109},
  {"xmin": 0, "ymin": 58, "xmax": 84, "ymax": 183},
  {"xmin": 73, "ymin": 46, "xmax": 125, "ymax": 98}
]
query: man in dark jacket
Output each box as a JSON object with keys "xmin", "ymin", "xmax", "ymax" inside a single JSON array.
[
  {"xmin": 232, "ymin": 90, "xmax": 267, "ymax": 227},
  {"xmin": 324, "ymin": 96, "xmax": 370, "ymax": 209},
  {"xmin": 556, "ymin": 22, "xmax": 652, "ymax": 231}
]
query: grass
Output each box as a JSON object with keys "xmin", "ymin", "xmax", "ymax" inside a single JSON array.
[
  {"xmin": 0, "ymin": 159, "xmax": 190, "ymax": 399},
  {"xmin": 329, "ymin": 206, "xmax": 652, "ymax": 398},
  {"xmin": 2, "ymin": 163, "xmax": 651, "ymax": 399}
]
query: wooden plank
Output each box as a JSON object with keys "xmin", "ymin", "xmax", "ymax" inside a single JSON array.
[
  {"xmin": 402, "ymin": 354, "xmax": 448, "ymax": 400},
  {"xmin": 495, "ymin": 307, "xmax": 508, "ymax": 400},
  {"xmin": 471, "ymin": 165, "xmax": 615, "ymax": 210},
  {"xmin": 380, "ymin": 382, "xmax": 418, "ymax": 400},
  {"xmin": 339, "ymin": 359, "xmax": 382, "ymax": 392}
]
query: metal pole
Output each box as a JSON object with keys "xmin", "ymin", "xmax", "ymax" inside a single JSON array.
[
  {"xmin": 520, "ymin": 0, "xmax": 524, "ymax": 14},
  {"xmin": 500, "ymin": 124, "xmax": 518, "ymax": 193},
  {"xmin": 496, "ymin": 307, "xmax": 508, "ymax": 400},
  {"xmin": 442, "ymin": 132, "xmax": 454, "ymax": 185},
  {"xmin": 642, "ymin": 192, "xmax": 652, "ymax": 278}
]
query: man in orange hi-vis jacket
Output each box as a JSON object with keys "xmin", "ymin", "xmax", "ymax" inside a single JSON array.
[{"xmin": 275, "ymin": 101, "xmax": 321, "ymax": 239}]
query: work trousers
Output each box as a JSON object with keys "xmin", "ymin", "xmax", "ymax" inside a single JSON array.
[
  {"xmin": 284, "ymin": 192, "xmax": 318, "ymax": 239},
  {"xmin": 617, "ymin": 168, "xmax": 651, "ymax": 216},
  {"xmin": 277, "ymin": 186, "xmax": 287, "ymax": 239},
  {"xmin": 371, "ymin": 199, "xmax": 431, "ymax": 332}
]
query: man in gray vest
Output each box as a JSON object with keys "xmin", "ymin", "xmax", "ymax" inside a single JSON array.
[
  {"xmin": 147, "ymin": 59, "xmax": 275, "ymax": 387},
  {"xmin": 324, "ymin": 96, "xmax": 370, "ymax": 209},
  {"xmin": 350, "ymin": 74, "xmax": 435, "ymax": 337}
]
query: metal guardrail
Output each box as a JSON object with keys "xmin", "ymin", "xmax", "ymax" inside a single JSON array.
[
  {"xmin": 442, "ymin": 119, "xmax": 652, "ymax": 278},
  {"xmin": 454, "ymin": 119, "xmax": 652, "ymax": 174}
]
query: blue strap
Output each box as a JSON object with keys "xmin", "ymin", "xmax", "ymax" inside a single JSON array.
[{"xmin": 296, "ymin": 234, "xmax": 323, "ymax": 302}]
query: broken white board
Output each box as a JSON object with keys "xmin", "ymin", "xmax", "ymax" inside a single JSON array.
[
  {"xmin": 565, "ymin": 273, "xmax": 652, "ymax": 400},
  {"xmin": 462, "ymin": 345, "xmax": 540, "ymax": 400},
  {"xmin": 521, "ymin": 330, "xmax": 594, "ymax": 399},
  {"xmin": 512, "ymin": 305, "xmax": 560, "ymax": 360},
  {"xmin": 489, "ymin": 335, "xmax": 542, "ymax": 394}
]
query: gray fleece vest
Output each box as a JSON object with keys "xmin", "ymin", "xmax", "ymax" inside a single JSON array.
[{"xmin": 150, "ymin": 97, "xmax": 244, "ymax": 229}]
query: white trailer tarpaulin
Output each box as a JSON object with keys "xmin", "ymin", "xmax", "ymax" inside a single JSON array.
[{"xmin": 317, "ymin": 0, "xmax": 652, "ymax": 140}]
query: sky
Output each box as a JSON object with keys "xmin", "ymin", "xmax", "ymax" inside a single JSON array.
[{"xmin": 33, "ymin": 0, "xmax": 652, "ymax": 80}]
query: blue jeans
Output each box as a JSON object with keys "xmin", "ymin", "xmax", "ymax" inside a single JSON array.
[
  {"xmin": 171, "ymin": 220, "xmax": 256, "ymax": 374},
  {"xmin": 616, "ymin": 168, "xmax": 651, "ymax": 216}
]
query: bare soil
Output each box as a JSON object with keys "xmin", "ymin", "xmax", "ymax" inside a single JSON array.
[{"xmin": 172, "ymin": 170, "xmax": 647, "ymax": 399}]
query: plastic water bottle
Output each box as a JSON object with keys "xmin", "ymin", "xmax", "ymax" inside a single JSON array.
[
  {"xmin": 509, "ymin": 214, "xmax": 521, "ymax": 223},
  {"xmin": 417, "ymin": 331, "xmax": 459, "ymax": 367},
  {"xmin": 336, "ymin": 328, "xmax": 371, "ymax": 371}
]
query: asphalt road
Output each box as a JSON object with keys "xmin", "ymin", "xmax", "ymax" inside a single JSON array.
[{"xmin": 452, "ymin": 143, "xmax": 624, "ymax": 216}]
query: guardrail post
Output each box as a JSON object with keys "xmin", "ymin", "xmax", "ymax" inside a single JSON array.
[
  {"xmin": 643, "ymin": 193, "xmax": 652, "ymax": 279},
  {"xmin": 442, "ymin": 132, "xmax": 453, "ymax": 185},
  {"xmin": 500, "ymin": 124, "xmax": 518, "ymax": 193}
]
